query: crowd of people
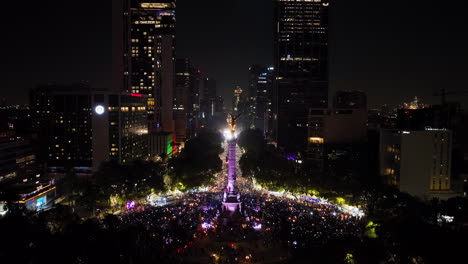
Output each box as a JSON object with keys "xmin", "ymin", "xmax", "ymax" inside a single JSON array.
[
  {"xmin": 242, "ymin": 192, "xmax": 363, "ymax": 249},
  {"xmin": 110, "ymin": 189, "xmax": 364, "ymax": 263},
  {"xmin": 111, "ymin": 142, "xmax": 364, "ymax": 263},
  {"xmin": 117, "ymin": 192, "xmax": 220, "ymax": 262}
]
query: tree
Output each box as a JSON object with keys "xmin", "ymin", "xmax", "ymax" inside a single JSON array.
[
  {"xmin": 0, "ymin": 188, "xmax": 22, "ymax": 215},
  {"xmin": 169, "ymin": 129, "xmax": 223, "ymax": 190},
  {"xmin": 237, "ymin": 129, "xmax": 265, "ymax": 156}
]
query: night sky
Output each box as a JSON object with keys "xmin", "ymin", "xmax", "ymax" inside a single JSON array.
[{"xmin": 2, "ymin": 0, "xmax": 467, "ymax": 109}]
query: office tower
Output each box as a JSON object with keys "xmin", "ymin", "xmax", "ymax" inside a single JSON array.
[
  {"xmin": 200, "ymin": 78, "xmax": 217, "ymax": 119},
  {"xmin": 307, "ymin": 90, "xmax": 367, "ymax": 177},
  {"xmin": 247, "ymin": 65, "xmax": 274, "ymax": 136},
  {"xmin": 214, "ymin": 96, "xmax": 225, "ymax": 116},
  {"xmin": 380, "ymin": 128, "xmax": 456, "ymax": 199},
  {"xmin": 203, "ymin": 77, "xmax": 217, "ymax": 102},
  {"xmin": 30, "ymin": 85, "xmax": 148, "ymax": 173},
  {"xmin": 307, "ymin": 107, "xmax": 367, "ymax": 173},
  {"xmin": 273, "ymin": 0, "xmax": 330, "ymax": 151},
  {"xmin": 174, "ymin": 58, "xmax": 201, "ymax": 143},
  {"xmin": 114, "ymin": 0, "xmax": 176, "ymax": 133}
]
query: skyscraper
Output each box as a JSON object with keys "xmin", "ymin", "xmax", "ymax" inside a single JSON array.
[
  {"xmin": 200, "ymin": 78, "xmax": 217, "ymax": 119},
  {"xmin": 273, "ymin": 0, "xmax": 329, "ymax": 152},
  {"xmin": 114, "ymin": 0, "xmax": 176, "ymax": 133},
  {"xmin": 174, "ymin": 58, "xmax": 201, "ymax": 143},
  {"xmin": 247, "ymin": 65, "xmax": 274, "ymax": 136}
]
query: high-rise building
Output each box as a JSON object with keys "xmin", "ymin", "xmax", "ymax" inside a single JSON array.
[
  {"xmin": 273, "ymin": 0, "xmax": 330, "ymax": 151},
  {"xmin": 200, "ymin": 78, "xmax": 217, "ymax": 119},
  {"xmin": 380, "ymin": 128, "xmax": 457, "ymax": 199},
  {"xmin": 174, "ymin": 58, "xmax": 201, "ymax": 143},
  {"xmin": 213, "ymin": 96, "xmax": 225, "ymax": 116},
  {"xmin": 307, "ymin": 90, "xmax": 367, "ymax": 176},
  {"xmin": 203, "ymin": 77, "xmax": 217, "ymax": 102},
  {"xmin": 247, "ymin": 65, "xmax": 274, "ymax": 136},
  {"xmin": 113, "ymin": 0, "xmax": 176, "ymax": 133},
  {"xmin": 30, "ymin": 85, "xmax": 148, "ymax": 173}
]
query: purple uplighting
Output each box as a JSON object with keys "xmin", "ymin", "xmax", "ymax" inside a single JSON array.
[{"xmin": 126, "ymin": 201, "xmax": 135, "ymax": 210}]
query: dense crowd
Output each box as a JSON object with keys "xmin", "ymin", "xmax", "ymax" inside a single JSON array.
[
  {"xmin": 118, "ymin": 192, "xmax": 220, "ymax": 261},
  {"xmin": 242, "ymin": 192, "xmax": 362, "ymax": 249},
  {"xmin": 113, "ymin": 190, "xmax": 363, "ymax": 263}
]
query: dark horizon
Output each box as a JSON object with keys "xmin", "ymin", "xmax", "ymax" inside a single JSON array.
[{"xmin": 1, "ymin": 0, "xmax": 467, "ymax": 109}]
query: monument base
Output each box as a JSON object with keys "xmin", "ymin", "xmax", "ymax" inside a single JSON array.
[{"xmin": 222, "ymin": 192, "xmax": 241, "ymax": 213}]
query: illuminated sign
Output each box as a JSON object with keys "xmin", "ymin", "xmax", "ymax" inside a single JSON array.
[
  {"xmin": 94, "ymin": 105, "xmax": 105, "ymax": 115},
  {"xmin": 130, "ymin": 93, "xmax": 142, "ymax": 97}
]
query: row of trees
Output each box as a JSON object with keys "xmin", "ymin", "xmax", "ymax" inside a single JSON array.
[
  {"xmin": 238, "ymin": 129, "xmax": 321, "ymax": 194},
  {"xmin": 0, "ymin": 205, "xmax": 183, "ymax": 264},
  {"xmin": 56, "ymin": 129, "xmax": 224, "ymax": 215},
  {"xmin": 169, "ymin": 129, "xmax": 223, "ymax": 190}
]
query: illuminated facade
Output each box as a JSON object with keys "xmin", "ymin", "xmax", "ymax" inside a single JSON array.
[
  {"xmin": 116, "ymin": 0, "xmax": 176, "ymax": 133},
  {"xmin": 106, "ymin": 93, "xmax": 149, "ymax": 165},
  {"xmin": 30, "ymin": 85, "xmax": 148, "ymax": 172},
  {"xmin": 380, "ymin": 128, "xmax": 455, "ymax": 199},
  {"xmin": 149, "ymin": 131, "xmax": 173, "ymax": 159},
  {"xmin": 273, "ymin": 0, "xmax": 330, "ymax": 151}
]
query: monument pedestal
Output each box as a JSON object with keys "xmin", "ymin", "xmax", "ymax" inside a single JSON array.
[{"xmin": 222, "ymin": 192, "xmax": 241, "ymax": 213}]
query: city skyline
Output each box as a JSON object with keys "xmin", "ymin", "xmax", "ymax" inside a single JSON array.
[
  {"xmin": 1, "ymin": 1, "xmax": 468, "ymax": 263},
  {"xmin": 1, "ymin": 0, "xmax": 468, "ymax": 109}
]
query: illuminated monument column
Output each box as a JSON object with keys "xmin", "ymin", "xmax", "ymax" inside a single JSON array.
[
  {"xmin": 223, "ymin": 114, "xmax": 241, "ymax": 213},
  {"xmin": 226, "ymin": 138, "xmax": 237, "ymax": 193}
]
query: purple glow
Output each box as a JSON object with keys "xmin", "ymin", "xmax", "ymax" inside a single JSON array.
[
  {"xmin": 286, "ymin": 154, "xmax": 297, "ymax": 161},
  {"xmin": 201, "ymin": 222, "xmax": 212, "ymax": 229},
  {"xmin": 253, "ymin": 223, "xmax": 262, "ymax": 230},
  {"xmin": 126, "ymin": 201, "xmax": 135, "ymax": 210}
]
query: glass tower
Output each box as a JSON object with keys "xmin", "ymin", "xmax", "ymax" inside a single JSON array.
[
  {"xmin": 273, "ymin": 0, "xmax": 329, "ymax": 152},
  {"xmin": 122, "ymin": 0, "xmax": 176, "ymax": 132}
]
